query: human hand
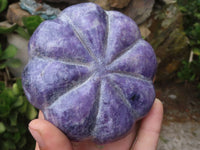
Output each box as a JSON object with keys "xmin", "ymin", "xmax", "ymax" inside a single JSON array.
[{"xmin": 28, "ymin": 98, "xmax": 163, "ymax": 150}]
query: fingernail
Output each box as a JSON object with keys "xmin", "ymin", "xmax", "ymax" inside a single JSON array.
[{"xmin": 29, "ymin": 126, "xmax": 45, "ymax": 148}]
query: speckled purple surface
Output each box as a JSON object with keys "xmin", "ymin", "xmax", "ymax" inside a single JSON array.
[{"xmin": 22, "ymin": 2, "xmax": 157, "ymax": 144}]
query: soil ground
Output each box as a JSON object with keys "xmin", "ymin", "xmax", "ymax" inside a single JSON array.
[{"xmin": 155, "ymin": 82, "xmax": 200, "ymax": 150}]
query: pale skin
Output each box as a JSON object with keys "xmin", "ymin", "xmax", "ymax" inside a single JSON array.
[{"xmin": 29, "ymin": 98, "xmax": 163, "ymax": 150}]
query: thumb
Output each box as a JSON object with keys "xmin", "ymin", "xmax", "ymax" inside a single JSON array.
[{"xmin": 29, "ymin": 119, "xmax": 73, "ymax": 150}]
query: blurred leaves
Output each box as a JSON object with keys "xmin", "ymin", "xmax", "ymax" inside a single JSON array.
[
  {"xmin": 0, "ymin": 3, "xmax": 42, "ymax": 150},
  {"xmin": 177, "ymin": 0, "xmax": 200, "ymax": 52},
  {"xmin": 0, "ymin": 80, "xmax": 38, "ymax": 150},
  {"xmin": 15, "ymin": 15, "xmax": 44, "ymax": 40},
  {"xmin": 23, "ymin": 15, "xmax": 44, "ymax": 35},
  {"xmin": 178, "ymin": 61, "xmax": 196, "ymax": 82},
  {"xmin": 0, "ymin": 22, "xmax": 17, "ymax": 34},
  {"xmin": 0, "ymin": 0, "xmax": 8, "ymax": 13},
  {"xmin": 0, "ymin": 42, "xmax": 37, "ymax": 150},
  {"xmin": 14, "ymin": 27, "xmax": 30, "ymax": 40},
  {"xmin": 0, "ymin": 44, "xmax": 17, "ymax": 59},
  {"xmin": 0, "ymin": 44, "xmax": 21, "ymax": 69},
  {"xmin": 0, "ymin": 122, "xmax": 6, "ymax": 133},
  {"xmin": 0, "ymin": 15, "xmax": 43, "ymax": 39},
  {"xmin": 178, "ymin": 56, "xmax": 200, "ymax": 91},
  {"xmin": 177, "ymin": 0, "xmax": 200, "ymax": 90}
]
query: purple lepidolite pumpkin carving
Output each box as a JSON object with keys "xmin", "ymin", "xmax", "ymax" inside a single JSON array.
[{"xmin": 22, "ymin": 2, "xmax": 157, "ymax": 144}]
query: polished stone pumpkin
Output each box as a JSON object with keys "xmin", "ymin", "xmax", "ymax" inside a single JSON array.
[{"xmin": 22, "ymin": 2, "xmax": 157, "ymax": 144}]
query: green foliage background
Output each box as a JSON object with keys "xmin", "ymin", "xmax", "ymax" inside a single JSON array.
[
  {"xmin": 0, "ymin": 1, "xmax": 41, "ymax": 149},
  {"xmin": 0, "ymin": 80, "xmax": 37, "ymax": 150},
  {"xmin": 177, "ymin": 0, "xmax": 200, "ymax": 91},
  {"xmin": 0, "ymin": 44, "xmax": 38, "ymax": 150}
]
